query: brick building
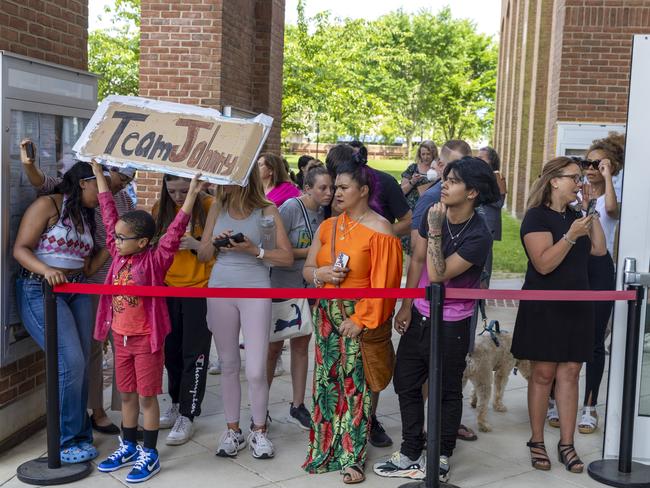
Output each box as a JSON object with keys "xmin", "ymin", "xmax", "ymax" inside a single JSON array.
[
  {"xmin": 494, "ymin": 0, "xmax": 650, "ymax": 216},
  {"xmin": 0, "ymin": 0, "xmax": 286, "ymax": 449}
]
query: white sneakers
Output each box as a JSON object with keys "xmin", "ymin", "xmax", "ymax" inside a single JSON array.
[
  {"xmin": 166, "ymin": 415, "xmax": 194, "ymax": 445},
  {"xmin": 247, "ymin": 430, "xmax": 275, "ymax": 459},
  {"xmin": 159, "ymin": 403, "xmax": 180, "ymax": 429},
  {"xmin": 216, "ymin": 429, "xmax": 247, "ymax": 457},
  {"xmin": 215, "ymin": 428, "xmax": 275, "ymax": 459},
  {"xmin": 273, "ymin": 356, "xmax": 285, "ymax": 377}
]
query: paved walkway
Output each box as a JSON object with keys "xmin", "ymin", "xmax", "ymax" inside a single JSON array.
[{"xmin": 0, "ymin": 283, "xmax": 611, "ymax": 488}]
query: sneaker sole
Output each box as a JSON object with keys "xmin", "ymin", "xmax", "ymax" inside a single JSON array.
[
  {"xmin": 97, "ymin": 461, "xmax": 137, "ymax": 473},
  {"xmin": 250, "ymin": 450, "xmax": 275, "ymax": 459},
  {"xmin": 165, "ymin": 435, "xmax": 192, "ymax": 446},
  {"xmin": 286, "ymin": 415, "xmax": 311, "ymax": 431},
  {"xmin": 216, "ymin": 441, "xmax": 247, "ymax": 458},
  {"xmin": 125, "ymin": 466, "xmax": 161, "ymax": 483},
  {"xmin": 373, "ymin": 468, "xmax": 425, "ymax": 480},
  {"xmin": 159, "ymin": 421, "xmax": 178, "ymax": 430}
]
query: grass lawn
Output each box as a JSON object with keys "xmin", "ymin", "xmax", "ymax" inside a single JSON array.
[{"xmin": 286, "ymin": 153, "xmax": 527, "ymax": 276}]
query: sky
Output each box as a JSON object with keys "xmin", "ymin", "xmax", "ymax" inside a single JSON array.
[{"xmin": 89, "ymin": 1, "xmax": 501, "ymax": 37}]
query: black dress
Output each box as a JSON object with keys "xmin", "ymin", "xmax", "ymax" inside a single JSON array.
[{"xmin": 511, "ymin": 206, "xmax": 594, "ymax": 362}]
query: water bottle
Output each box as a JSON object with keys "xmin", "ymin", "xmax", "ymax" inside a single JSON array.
[{"xmin": 259, "ymin": 215, "xmax": 276, "ymax": 250}]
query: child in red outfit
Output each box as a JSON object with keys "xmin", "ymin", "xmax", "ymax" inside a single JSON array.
[{"xmin": 91, "ymin": 161, "xmax": 204, "ymax": 483}]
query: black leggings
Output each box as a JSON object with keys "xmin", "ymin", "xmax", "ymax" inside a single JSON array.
[{"xmin": 584, "ymin": 252, "xmax": 615, "ymax": 406}]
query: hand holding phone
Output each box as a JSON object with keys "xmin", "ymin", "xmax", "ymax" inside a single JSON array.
[
  {"xmin": 21, "ymin": 139, "xmax": 36, "ymax": 163},
  {"xmin": 213, "ymin": 232, "xmax": 245, "ymax": 249},
  {"xmin": 586, "ymin": 199, "xmax": 597, "ymax": 216}
]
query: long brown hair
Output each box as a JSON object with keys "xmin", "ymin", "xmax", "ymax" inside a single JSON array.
[
  {"xmin": 213, "ymin": 161, "xmax": 272, "ymax": 214},
  {"xmin": 260, "ymin": 153, "xmax": 291, "ymax": 188},
  {"xmin": 154, "ymin": 175, "xmax": 208, "ymax": 240},
  {"xmin": 526, "ymin": 157, "xmax": 577, "ymax": 210}
]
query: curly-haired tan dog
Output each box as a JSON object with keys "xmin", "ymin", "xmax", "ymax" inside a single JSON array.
[{"xmin": 462, "ymin": 323, "xmax": 530, "ymax": 432}]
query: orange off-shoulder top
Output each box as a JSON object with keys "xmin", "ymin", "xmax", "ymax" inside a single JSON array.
[{"xmin": 315, "ymin": 217, "xmax": 403, "ymax": 329}]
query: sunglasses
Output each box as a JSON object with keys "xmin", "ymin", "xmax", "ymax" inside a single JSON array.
[{"xmin": 575, "ymin": 158, "xmax": 601, "ymax": 170}]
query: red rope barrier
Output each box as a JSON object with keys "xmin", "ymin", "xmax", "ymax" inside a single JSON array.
[{"xmin": 54, "ymin": 283, "xmax": 636, "ymax": 301}]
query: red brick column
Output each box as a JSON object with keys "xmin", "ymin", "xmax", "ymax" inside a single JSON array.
[{"xmin": 137, "ymin": 0, "xmax": 285, "ymax": 210}]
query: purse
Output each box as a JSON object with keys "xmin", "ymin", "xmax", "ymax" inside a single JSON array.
[
  {"xmin": 331, "ymin": 217, "xmax": 395, "ymax": 393},
  {"xmin": 269, "ymin": 297, "xmax": 313, "ymax": 342},
  {"xmin": 269, "ymin": 198, "xmax": 315, "ymax": 342}
]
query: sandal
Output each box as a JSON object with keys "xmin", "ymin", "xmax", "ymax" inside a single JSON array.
[
  {"xmin": 60, "ymin": 443, "xmax": 97, "ymax": 464},
  {"xmin": 526, "ymin": 440, "xmax": 551, "ymax": 471},
  {"xmin": 457, "ymin": 424, "xmax": 478, "ymax": 441},
  {"xmin": 547, "ymin": 401, "xmax": 560, "ymax": 428},
  {"xmin": 341, "ymin": 464, "xmax": 365, "ymax": 484},
  {"xmin": 558, "ymin": 442, "xmax": 584, "ymax": 473},
  {"xmin": 578, "ymin": 407, "xmax": 598, "ymax": 434}
]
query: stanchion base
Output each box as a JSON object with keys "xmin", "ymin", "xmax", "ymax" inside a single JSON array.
[
  {"xmin": 588, "ymin": 459, "xmax": 650, "ymax": 488},
  {"xmin": 398, "ymin": 481, "xmax": 461, "ymax": 488},
  {"xmin": 16, "ymin": 458, "xmax": 92, "ymax": 486}
]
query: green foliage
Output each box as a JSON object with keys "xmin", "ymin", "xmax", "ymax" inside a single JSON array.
[
  {"xmin": 88, "ymin": 0, "xmax": 141, "ymax": 101},
  {"xmin": 283, "ymin": 4, "xmax": 498, "ymax": 145}
]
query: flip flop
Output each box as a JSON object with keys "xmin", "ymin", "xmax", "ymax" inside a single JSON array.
[
  {"xmin": 457, "ymin": 424, "xmax": 478, "ymax": 441},
  {"xmin": 341, "ymin": 464, "xmax": 365, "ymax": 484}
]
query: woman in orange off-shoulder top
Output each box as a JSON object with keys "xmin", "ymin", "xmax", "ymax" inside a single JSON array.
[{"xmin": 302, "ymin": 156, "xmax": 402, "ymax": 484}]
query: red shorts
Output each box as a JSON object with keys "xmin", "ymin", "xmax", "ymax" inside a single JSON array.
[{"xmin": 113, "ymin": 333, "xmax": 164, "ymax": 397}]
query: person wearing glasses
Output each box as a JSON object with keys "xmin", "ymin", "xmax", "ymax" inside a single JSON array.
[
  {"xmin": 574, "ymin": 132, "xmax": 625, "ymax": 435},
  {"xmin": 92, "ymin": 161, "xmax": 204, "ymax": 483},
  {"xmin": 511, "ymin": 157, "xmax": 606, "ymax": 474},
  {"xmin": 13, "ymin": 155, "xmax": 102, "ymax": 464},
  {"xmin": 19, "ymin": 139, "xmax": 136, "ymax": 436}
]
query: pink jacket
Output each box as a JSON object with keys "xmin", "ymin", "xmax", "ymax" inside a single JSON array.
[{"xmin": 93, "ymin": 191, "xmax": 190, "ymax": 352}]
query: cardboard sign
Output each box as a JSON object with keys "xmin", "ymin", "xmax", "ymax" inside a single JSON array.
[{"xmin": 72, "ymin": 96, "xmax": 273, "ymax": 185}]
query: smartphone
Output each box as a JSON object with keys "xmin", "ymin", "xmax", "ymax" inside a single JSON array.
[
  {"xmin": 24, "ymin": 141, "xmax": 35, "ymax": 160},
  {"xmin": 213, "ymin": 232, "xmax": 245, "ymax": 248},
  {"xmin": 334, "ymin": 252, "xmax": 350, "ymax": 269},
  {"xmin": 586, "ymin": 199, "xmax": 597, "ymax": 216}
]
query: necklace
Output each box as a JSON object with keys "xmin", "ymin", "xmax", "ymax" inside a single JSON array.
[
  {"xmin": 446, "ymin": 213, "xmax": 474, "ymax": 241},
  {"xmin": 339, "ymin": 211, "xmax": 369, "ymax": 240}
]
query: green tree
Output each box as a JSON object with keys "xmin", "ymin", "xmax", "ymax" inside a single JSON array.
[{"xmin": 88, "ymin": 0, "xmax": 141, "ymax": 101}]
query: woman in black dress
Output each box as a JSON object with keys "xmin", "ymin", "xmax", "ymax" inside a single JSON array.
[{"xmin": 511, "ymin": 157, "xmax": 606, "ymax": 474}]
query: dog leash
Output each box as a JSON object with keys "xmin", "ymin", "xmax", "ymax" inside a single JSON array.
[{"xmin": 478, "ymin": 319, "xmax": 508, "ymax": 347}]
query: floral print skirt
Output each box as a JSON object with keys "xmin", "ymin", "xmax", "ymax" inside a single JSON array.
[{"xmin": 303, "ymin": 299, "xmax": 371, "ymax": 473}]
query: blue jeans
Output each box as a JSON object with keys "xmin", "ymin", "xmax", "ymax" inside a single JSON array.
[{"xmin": 16, "ymin": 278, "xmax": 94, "ymax": 448}]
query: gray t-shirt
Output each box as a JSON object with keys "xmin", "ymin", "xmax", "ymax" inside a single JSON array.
[{"xmin": 271, "ymin": 197, "xmax": 323, "ymax": 288}]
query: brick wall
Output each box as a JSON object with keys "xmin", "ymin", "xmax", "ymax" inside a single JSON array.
[
  {"xmin": 137, "ymin": 0, "xmax": 285, "ymax": 211},
  {"xmin": 0, "ymin": 352, "xmax": 45, "ymax": 408},
  {"xmin": 494, "ymin": 0, "xmax": 650, "ymax": 217},
  {"xmin": 0, "ymin": 0, "xmax": 88, "ymax": 70},
  {"xmin": 0, "ymin": 0, "xmax": 87, "ymax": 417}
]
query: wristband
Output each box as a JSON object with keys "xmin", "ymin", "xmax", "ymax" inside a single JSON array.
[
  {"xmin": 256, "ymin": 247, "xmax": 265, "ymax": 259},
  {"xmin": 562, "ymin": 234, "xmax": 576, "ymax": 246}
]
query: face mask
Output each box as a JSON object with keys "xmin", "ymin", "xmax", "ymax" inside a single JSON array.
[{"xmin": 427, "ymin": 168, "xmax": 439, "ymax": 181}]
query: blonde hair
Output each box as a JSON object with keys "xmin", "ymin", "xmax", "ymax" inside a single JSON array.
[
  {"xmin": 259, "ymin": 153, "xmax": 291, "ymax": 188},
  {"xmin": 213, "ymin": 161, "xmax": 272, "ymax": 214},
  {"xmin": 526, "ymin": 157, "xmax": 578, "ymax": 210},
  {"xmin": 416, "ymin": 140, "xmax": 439, "ymax": 163}
]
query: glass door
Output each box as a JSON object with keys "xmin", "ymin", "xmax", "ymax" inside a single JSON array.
[{"xmin": 603, "ymin": 35, "xmax": 650, "ymax": 464}]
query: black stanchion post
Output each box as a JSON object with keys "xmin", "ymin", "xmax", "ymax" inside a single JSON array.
[
  {"xmin": 16, "ymin": 282, "xmax": 92, "ymax": 485},
  {"xmin": 400, "ymin": 283, "xmax": 460, "ymax": 488},
  {"xmin": 588, "ymin": 285, "xmax": 650, "ymax": 488}
]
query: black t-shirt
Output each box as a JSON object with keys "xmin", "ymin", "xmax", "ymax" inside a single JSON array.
[
  {"xmin": 373, "ymin": 169, "xmax": 410, "ymax": 223},
  {"xmin": 418, "ymin": 209, "xmax": 493, "ymax": 290},
  {"xmin": 520, "ymin": 206, "xmax": 590, "ymax": 290}
]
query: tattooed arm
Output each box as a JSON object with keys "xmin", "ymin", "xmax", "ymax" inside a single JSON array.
[{"xmin": 425, "ymin": 203, "xmax": 475, "ymax": 283}]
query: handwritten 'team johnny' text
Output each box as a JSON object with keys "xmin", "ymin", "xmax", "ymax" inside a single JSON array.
[{"xmin": 103, "ymin": 111, "xmax": 239, "ymax": 175}]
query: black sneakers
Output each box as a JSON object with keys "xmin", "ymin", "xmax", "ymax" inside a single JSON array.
[
  {"xmin": 369, "ymin": 415, "xmax": 393, "ymax": 447},
  {"xmin": 288, "ymin": 403, "xmax": 311, "ymax": 431}
]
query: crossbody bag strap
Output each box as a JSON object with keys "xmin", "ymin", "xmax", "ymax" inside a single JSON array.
[{"xmin": 294, "ymin": 197, "xmax": 314, "ymax": 241}]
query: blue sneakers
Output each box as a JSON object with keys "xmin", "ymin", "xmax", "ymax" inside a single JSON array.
[
  {"xmin": 125, "ymin": 445, "xmax": 161, "ymax": 483},
  {"xmin": 97, "ymin": 437, "xmax": 138, "ymax": 472}
]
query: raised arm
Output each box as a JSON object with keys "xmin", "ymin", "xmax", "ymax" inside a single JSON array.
[
  {"xmin": 20, "ymin": 139, "xmax": 46, "ymax": 188},
  {"xmin": 197, "ymin": 199, "xmax": 219, "ymax": 262}
]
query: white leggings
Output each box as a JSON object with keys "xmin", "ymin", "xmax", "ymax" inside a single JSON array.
[{"xmin": 206, "ymin": 297, "xmax": 271, "ymax": 426}]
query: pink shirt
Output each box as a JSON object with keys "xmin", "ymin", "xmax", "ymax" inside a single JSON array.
[
  {"xmin": 94, "ymin": 191, "xmax": 190, "ymax": 352},
  {"xmin": 413, "ymin": 265, "xmax": 477, "ymax": 322},
  {"xmin": 266, "ymin": 181, "xmax": 300, "ymax": 207}
]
